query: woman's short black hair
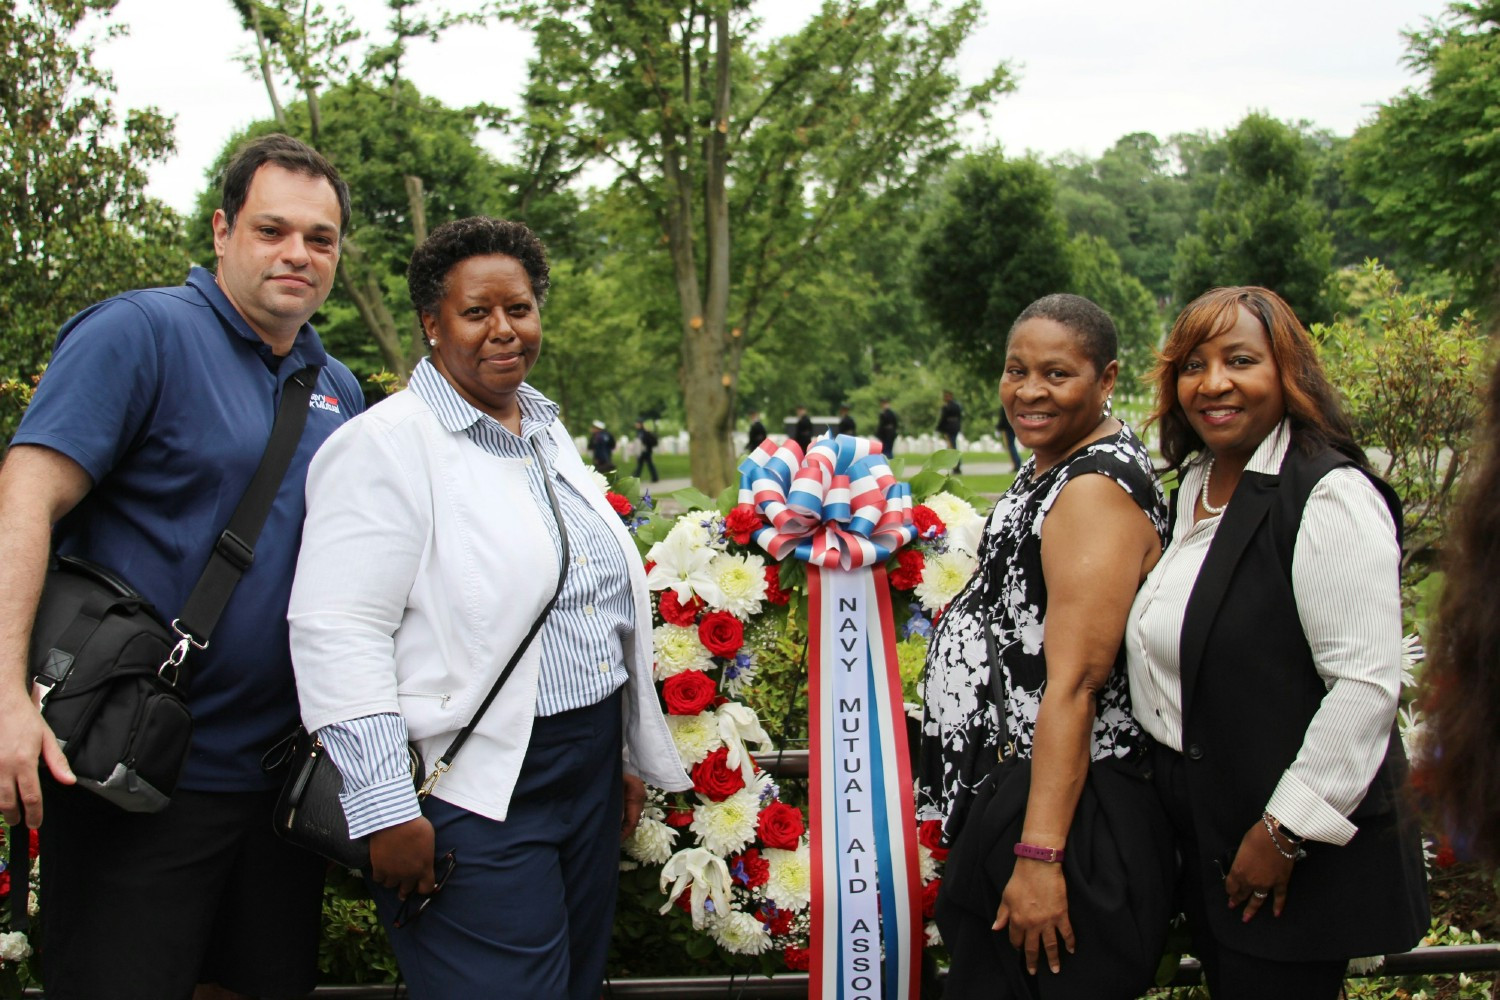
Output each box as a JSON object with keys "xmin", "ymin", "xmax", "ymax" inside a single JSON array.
[
  {"xmin": 407, "ymin": 216, "xmax": 551, "ymax": 317},
  {"xmin": 1007, "ymin": 293, "xmax": 1119, "ymax": 375}
]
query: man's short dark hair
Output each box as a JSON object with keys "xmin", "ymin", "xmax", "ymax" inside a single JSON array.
[
  {"xmin": 407, "ymin": 216, "xmax": 551, "ymax": 316},
  {"xmin": 220, "ymin": 133, "xmax": 352, "ymax": 235},
  {"xmin": 1008, "ymin": 293, "xmax": 1118, "ymax": 375}
]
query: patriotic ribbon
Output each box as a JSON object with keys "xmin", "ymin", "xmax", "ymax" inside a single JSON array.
[{"xmin": 737, "ymin": 434, "xmax": 922, "ymax": 1000}]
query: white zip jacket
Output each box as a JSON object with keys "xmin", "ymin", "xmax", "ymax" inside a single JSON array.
[{"xmin": 288, "ymin": 389, "xmax": 688, "ymax": 823}]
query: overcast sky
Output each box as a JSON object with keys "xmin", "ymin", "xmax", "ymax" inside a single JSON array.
[{"xmin": 94, "ymin": 0, "xmax": 1450, "ymax": 214}]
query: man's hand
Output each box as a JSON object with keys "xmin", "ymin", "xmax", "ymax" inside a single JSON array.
[
  {"xmin": 621, "ymin": 772, "xmax": 646, "ymax": 841},
  {"xmin": 0, "ymin": 685, "xmax": 75, "ymax": 827},
  {"xmin": 369, "ymin": 816, "xmax": 436, "ymax": 900}
]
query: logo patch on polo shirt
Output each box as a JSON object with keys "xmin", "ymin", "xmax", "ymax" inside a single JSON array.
[{"xmin": 310, "ymin": 393, "xmax": 341, "ymax": 413}]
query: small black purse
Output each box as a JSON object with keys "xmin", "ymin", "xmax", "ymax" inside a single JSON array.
[{"xmin": 270, "ymin": 449, "xmax": 572, "ymax": 868}]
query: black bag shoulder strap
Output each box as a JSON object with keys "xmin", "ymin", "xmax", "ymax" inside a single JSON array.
[
  {"xmin": 173, "ymin": 366, "xmax": 318, "ymax": 646},
  {"xmin": 418, "ymin": 441, "xmax": 572, "ymax": 796}
]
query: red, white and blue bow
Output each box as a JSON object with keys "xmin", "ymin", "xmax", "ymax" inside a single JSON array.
[{"xmin": 737, "ymin": 434, "xmax": 922, "ymax": 1000}]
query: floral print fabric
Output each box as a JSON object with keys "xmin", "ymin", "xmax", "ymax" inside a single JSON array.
[{"xmin": 916, "ymin": 425, "xmax": 1168, "ymax": 834}]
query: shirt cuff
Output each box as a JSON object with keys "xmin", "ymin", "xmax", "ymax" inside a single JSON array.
[
  {"xmin": 1266, "ymin": 770, "xmax": 1358, "ymax": 846},
  {"xmin": 318, "ymin": 714, "xmax": 424, "ymax": 839}
]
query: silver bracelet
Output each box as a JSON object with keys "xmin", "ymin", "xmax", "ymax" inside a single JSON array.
[{"xmin": 1262, "ymin": 811, "xmax": 1307, "ymax": 861}]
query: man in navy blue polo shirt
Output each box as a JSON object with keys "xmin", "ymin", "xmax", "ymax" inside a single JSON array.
[{"xmin": 0, "ymin": 134, "xmax": 362, "ymax": 1000}]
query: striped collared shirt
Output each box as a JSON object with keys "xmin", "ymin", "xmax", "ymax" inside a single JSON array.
[{"xmin": 319, "ymin": 359, "xmax": 633, "ymax": 836}]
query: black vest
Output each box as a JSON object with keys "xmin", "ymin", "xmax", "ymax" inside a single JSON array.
[{"xmin": 1175, "ymin": 443, "xmax": 1428, "ymax": 961}]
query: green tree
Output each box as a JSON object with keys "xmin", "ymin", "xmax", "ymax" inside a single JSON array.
[
  {"xmin": 1171, "ymin": 112, "xmax": 1337, "ymax": 323},
  {"xmin": 1312, "ymin": 262, "xmax": 1490, "ymax": 568},
  {"xmin": 0, "ymin": 0, "xmax": 186, "ymax": 432},
  {"xmin": 1345, "ymin": 1, "xmax": 1500, "ymax": 315},
  {"xmin": 511, "ymin": 0, "xmax": 1010, "ymax": 492},
  {"xmin": 912, "ymin": 152, "xmax": 1073, "ymax": 384},
  {"xmin": 1065, "ymin": 234, "xmax": 1160, "ymax": 389}
]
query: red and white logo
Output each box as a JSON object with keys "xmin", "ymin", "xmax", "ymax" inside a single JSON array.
[{"xmin": 310, "ymin": 393, "xmax": 341, "ymax": 413}]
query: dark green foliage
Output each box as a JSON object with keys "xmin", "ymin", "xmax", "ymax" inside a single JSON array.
[
  {"xmin": 0, "ymin": 0, "xmax": 187, "ymax": 436},
  {"xmin": 1171, "ymin": 113, "xmax": 1337, "ymax": 324},
  {"xmin": 1345, "ymin": 1, "xmax": 1500, "ymax": 316},
  {"xmin": 913, "ymin": 153, "xmax": 1073, "ymax": 384}
]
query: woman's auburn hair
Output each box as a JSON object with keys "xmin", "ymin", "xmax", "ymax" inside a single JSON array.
[
  {"xmin": 1146, "ymin": 286, "xmax": 1364, "ymax": 470},
  {"xmin": 1422, "ymin": 358, "xmax": 1500, "ymax": 866}
]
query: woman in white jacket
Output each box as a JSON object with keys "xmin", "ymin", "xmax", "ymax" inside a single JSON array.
[{"xmin": 288, "ymin": 217, "xmax": 688, "ymax": 999}]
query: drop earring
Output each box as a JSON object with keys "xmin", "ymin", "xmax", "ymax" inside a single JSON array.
[{"xmin": 1101, "ymin": 394, "xmax": 1114, "ymax": 419}]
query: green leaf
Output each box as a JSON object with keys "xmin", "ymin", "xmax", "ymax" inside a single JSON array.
[{"xmin": 669, "ymin": 487, "xmax": 719, "ymax": 512}]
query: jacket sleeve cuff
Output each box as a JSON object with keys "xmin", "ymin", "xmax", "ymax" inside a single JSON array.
[
  {"xmin": 1267, "ymin": 771, "xmax": 1357, "ymax": 846},
  {"xmin": 318, "ymin": 714, "xmax": 423, "ymax": 839}
]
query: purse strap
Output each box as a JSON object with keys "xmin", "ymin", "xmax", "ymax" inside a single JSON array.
[
  {"xmin": 169, "ymin": 366, "xmax": 319, "ymax": 660},
  {"xmin": 417, "ymin": 441, "xmax": 572, "ymax": 798},
  {"xmin": 984, "ymin": 622, "xmax": 1015, "ymax": 758}
]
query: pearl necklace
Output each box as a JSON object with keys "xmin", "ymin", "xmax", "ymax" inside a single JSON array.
[{"xmin": 1200, "ymin": 457, "xmax": 1228, "ymax": 516}]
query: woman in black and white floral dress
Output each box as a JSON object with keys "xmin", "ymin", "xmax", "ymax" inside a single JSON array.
[{"xmin": 917, "ymin": 294, "xmax": 1171, "ymax": 999}]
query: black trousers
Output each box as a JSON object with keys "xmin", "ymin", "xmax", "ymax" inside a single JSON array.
[{"xmin": 1149, "ymin": 742, "xmax": 1346, "ymax": 1000}]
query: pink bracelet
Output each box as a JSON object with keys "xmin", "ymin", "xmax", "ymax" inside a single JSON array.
[{"xmin": 1013, "ymin": 842, "xmax": 1065, "ymax": 863}]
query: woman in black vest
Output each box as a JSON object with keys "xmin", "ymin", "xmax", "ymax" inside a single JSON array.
[{"xmin": 1126, "ymin": 286, "xmax": 1427, "ymax": 998}]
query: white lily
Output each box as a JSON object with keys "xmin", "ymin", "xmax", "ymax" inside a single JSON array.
[
  {"xmin": 645, "ymin": 529, "xmax": 724, "ymax": 605},
  {"xmin": 658, "ymin": 847, "xmax": 733, "ymax": 930},
  {"xmin": 716, "ymin": 701, "xmax": 771, "ymax": 779}
]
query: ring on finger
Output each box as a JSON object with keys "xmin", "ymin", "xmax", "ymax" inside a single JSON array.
[{"xmin": 1251, "ymin": 890, "xmax": 1269, "ymax": 899}]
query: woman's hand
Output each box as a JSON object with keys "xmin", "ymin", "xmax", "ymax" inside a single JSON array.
[
  {"xmin": 369, "ymin": 816, "xmax": 437, "ymax": 900},
  {"xmin": 994, "ymin": 859, "xmax": 1075, "ymax": 975},
  {"xmin": 1223, "ymin": 821, "xmax": 1296, "ymax": 921},
  {"xmin": 621, "ymin": 772, "xmax": 646, "ymax": 841}
]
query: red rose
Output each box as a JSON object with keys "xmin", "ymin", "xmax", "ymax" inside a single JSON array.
[
  {"xmin": 922, "ymin": 878, "xmax": 942, "ymax": 918},
  {"xmin": 911, "ymin": 504, "xmax": 946, "ymax": 539},
  {"xmin": 28, "ymin": 828, "xmax": 39, "ymax": 859},
  {"xmin": 659, "ymin": 589, "xmax": 703, "ymax": 627},
  {"xmin": 698, "ymin": 610, "xmax": 745, "ymax": 657},
  {"xmin": 606, "ymin": 491, "xmax": 633, "ymax": 516},
  {"xmin": 784, "ymin": 946, "xmax": 811, "ymax": 971},
  {"xmin": 1435, "ymin": 843, "xmax": 1459, "ymax": 869},
  {"xmin": 764, "ymin": 907, "xmax": 795, "ymax": 936},
  {"xmin": 890, "ymin": 548, "xmax": 925, "ymax": 591},
  {"xmin": 664, "ymin": 808, "xmax": 695, "ymax": 828},
  {"xmin": 918, "ymin": 819, "xmax": 949, "ymax": 861},
  {"xmin": 757, "ymin": 801, "xmax": 805, "ymax": 849},
  {"xmin": 725, "ymin": 505, "xmax": 764, "ymax": 545},
  {"xmin": 764, "ymin": 563, "xmax": 791, "ymax": 605},
  {"xmin": 662, "ymin": 670, "xmax": 717, "ymax": 715},
  {"xmin": 0, "ymin": 868, "xmax": 9, "ymax": 897},
  {"xmin": 691, "ymin": 747, "xmax": 746, "ymax": 801},
  {"xmin": 731, "ymin": 848, "xmax": 770, "ymax": 888}
]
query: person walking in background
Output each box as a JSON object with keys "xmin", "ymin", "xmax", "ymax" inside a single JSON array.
[
  {"xmin": 937, "ymin": 389, "xmax": 964, "ymax": 473},
  {"xmin": 1419, "ymin": 357, "xmax": 1500, "ymax": 866},
  {"xmin": 588, "ymin": 419, "xmax": 615, "ymax": 472},
  {"xmin": 0, "ymin": 134, "xmax": 362, "ymax": 1000},
  {"xmin": 746, "ymin": 410, "xmax": 768, "ymax": 453},
  {"xmin": 996, "ymin": 406, "xmax": 1022, "ymax": 471},
  {"xmin": 289, "ymin": 216, "xmax": 688, "ymax": 1000},
  {"xmin": 836, "ymin": 404, "xmax": 856, "ymax": 436},
  {"xmin": 633, "ymin": 419, "xmax": 659, "ymax": 482},
  {"xmin": 877, "ymin": 398, "xmax": 900, "ymax": 458},
  {"xmin": 1127, "ymin": 286, "xmax": 1427, "ymax": 998},
  {"xmin": 793, "ymin": 405, "xmax": 814, "ymax": 452}
]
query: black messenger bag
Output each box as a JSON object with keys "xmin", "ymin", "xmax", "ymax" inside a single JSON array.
[{"xmin": 27, "ymin": 366, "xmax": 318, "ymax": 813}]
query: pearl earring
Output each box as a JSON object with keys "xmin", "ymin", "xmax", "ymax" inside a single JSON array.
[{"xmin": 428, "ymin": 338, "xmax": 437, "ymax": 347}]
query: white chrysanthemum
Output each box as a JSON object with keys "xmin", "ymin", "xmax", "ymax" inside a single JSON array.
[
  {"xmin": 646, "ymin": 528, "xmax": 725, "ymax": 605},
  {"xmin": 923, "ymin": 491, "xmax": 981, "ymax": 532},
  {"xmin": 763, "ymin": 842, "xmax": 812, "ymax": 911},
  {"xmin": 914, "ymin": 548, "xmax": 979, "ymax": 612},
  {"xmin": 919, "ymin": 843, "xmax": 939, "ymax": 883},
  {"xmin": 624, "ymin": 816, "xmax": 679, "ymax": 866},
  {"xmin": 670, "ymin": 509, "xmax": 729, "ymax": 551},
  {"xmin": 0, "ymin": 931, "xmax": 32, "ymax": 963},
  {"xmin": 589, "ymin": 468, "xmax": 611, "ymax": 495},
  {"xmin": 709, "ymin": 910, "xmax": 773, "ymax": 955},
  {"xmin": 1400, "ymin": 632, "xmax": 1424, "ymax": 689},
  {"xmin": 653, "ymin": 623, "xmax": 715, "ymax": 680},
  {"xmin": 666, "ymin": 712, "xmax": 724, "ymax": 765},
  {"xmin": 689, "ymin": 787, "xmax": 760, "ymax": 855},
  {"xmin": 705, "ymin": 552, "xmax": 768, "ymax": 617}
]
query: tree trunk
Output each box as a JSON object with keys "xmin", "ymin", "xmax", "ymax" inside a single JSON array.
[
  {"xmin": 249, "ymin": 5, "xmax": 287, "ymax": 128},
  {"xmin": 337, "ymin": 247, "xmax": 408, "ymax": 377},
  {"xmin": 403, "ymin": 174, "xmax": 429, "ymax": 369}
]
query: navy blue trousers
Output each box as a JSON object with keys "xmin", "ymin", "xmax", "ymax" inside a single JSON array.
[{"xmin": 371, "ymin": 692, "xmax": 624, "ymax": 1000}]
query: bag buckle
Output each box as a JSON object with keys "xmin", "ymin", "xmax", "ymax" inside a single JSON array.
[
  {"xmin": 158, "ymin": 620, "xmax": 209, "ymax": 685},
  {"xmin": 215, "ymin": 530, "xmax": 255, "ymax": 572},
  {"xmin": 417, "ymin": 761, "xmax": 449, "ymax": 799}
]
